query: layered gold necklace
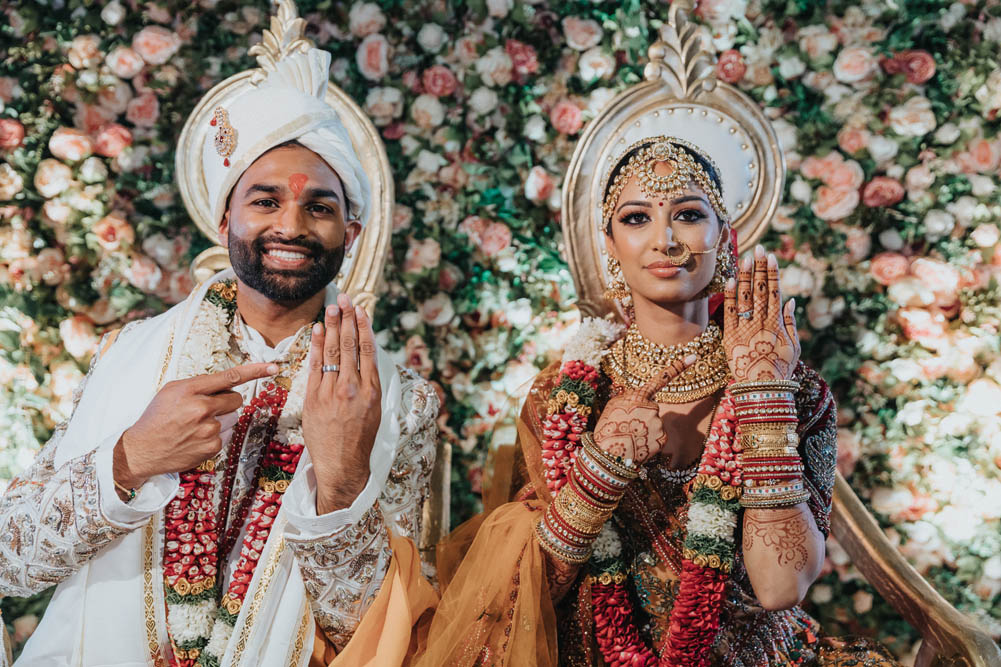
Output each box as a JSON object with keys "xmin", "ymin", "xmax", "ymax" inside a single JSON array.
[{"xmin": 601, "ymin": 322, "xmax": 730, "ymax": 403}]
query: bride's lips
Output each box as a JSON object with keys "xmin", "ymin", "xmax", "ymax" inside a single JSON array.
[
  {"xmin": 645, "ymin": 260, "xmax": 681, "ymax": 278},
  {"xmin": 261, "ymin": 244, "xmax": 313, "ymax": 270}
]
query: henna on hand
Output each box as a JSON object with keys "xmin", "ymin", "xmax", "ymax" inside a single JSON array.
[
  {"xmin": 743, "ymin": 508, "xmax": 810, "ymax": 573},
  {"xmin": 544, "ymin": 552, "xmax": 581, "ymax": 603}
]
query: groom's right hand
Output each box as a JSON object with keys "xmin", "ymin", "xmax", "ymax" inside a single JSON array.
[{"xmin": 112, "ymin": 362, "xmax": 278, "ymax": 493}]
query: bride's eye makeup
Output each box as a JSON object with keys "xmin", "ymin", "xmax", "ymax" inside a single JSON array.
[
  {"xmin": 673, "ymin": 207, "xmax": 707, "ymax": 223},
  {"xmin": 620, "ymin": 211, "xmax": 651, "ymax": 225}
]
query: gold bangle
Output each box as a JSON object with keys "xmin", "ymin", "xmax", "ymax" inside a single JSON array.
[
  {"xmin": 740, "ymin": 421, "xmax": 798, "ymax": 434},
  {"xmin": 582, "ymin": 432, "xmax": 641, "ymax": 480},
  {"xmin": 730, "ymin": 380, "xmax": 800, "ymax": 395},
  {"xmin": 555, "ymin": 488, "xmax": 613, "ymax": 532}
]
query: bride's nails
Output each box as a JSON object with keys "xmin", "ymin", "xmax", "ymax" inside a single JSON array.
[
  {"xmin": 755, "ymin": 245, "xmax": 765, "ymax": 259},
  {"xmin": 742, "ymin": 256, "xmax": 752, "ymax": 271},
  {"xmin": 767, "ymin": 254, "xmax": 778, "ymax": 268}
]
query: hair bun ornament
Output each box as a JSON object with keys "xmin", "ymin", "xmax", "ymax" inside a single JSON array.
[{"xmin": 561, "ymin": 0, "xmax": 784, "ymax": 321}]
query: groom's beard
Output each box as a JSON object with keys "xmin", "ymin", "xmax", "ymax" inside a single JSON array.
[{"xmin": 227, "ymin": 231, "xmax": 344, "ymax": 305}]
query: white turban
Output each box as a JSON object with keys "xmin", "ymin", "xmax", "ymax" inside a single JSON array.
[{"xmin": 201, "ymin": 48, "xmax": 370, "ymax": 228}]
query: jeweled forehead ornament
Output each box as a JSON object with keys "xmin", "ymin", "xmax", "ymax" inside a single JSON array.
[
  {"xmin": 601, "ymin": 137, "xmax": 730, "ymax": 231},
  {"xmin": 210, "ymin": 106, "xmax": 237, "ymax": 168}
]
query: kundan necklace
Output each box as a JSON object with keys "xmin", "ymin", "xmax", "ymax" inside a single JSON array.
[{"xmin": 601, "ymin": 322, "xmax": 730, "ymax": 403}]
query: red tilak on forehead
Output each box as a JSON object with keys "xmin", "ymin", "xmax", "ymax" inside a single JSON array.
[{"xmin": 288, "ymin": 173, "xmax": 308, "ymax": 197}]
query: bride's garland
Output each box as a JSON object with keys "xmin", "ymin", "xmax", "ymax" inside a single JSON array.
[
  {"xmin": 541, "ymin": 318, "xmax": 743, "ymax": 666},
  {"xmin": 164, "ymin": 281, "xmax": 309, "ymax": 666}
]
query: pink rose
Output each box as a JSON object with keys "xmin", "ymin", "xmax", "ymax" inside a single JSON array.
[
  {"xmin": 126, "ymin": 92, "xmax": 160, "ymax": 127},
  {"xmin": 889, "ymin": 96, "xmax": 937, "ymax": 137},
  {"xmin": 453, "ymin": 36, "xmax": 481, "ymax": 65},
  {"xmin": 93, "ymin": 123, "xmax": 132, "ymax": 158},
  {"xmin": 73, "ymin": 103, "xmax": 114, "ymax": 135},
  {"xmin": 438, "ymin": 263, "xmax": 464, "ymax": 291},
  {"xmin": 716, "ymin": 49, "xmax": 746, "ymax": 84},
  {"xmin": 550, "ymin": 100, "xmax": 583, "ymax": 135},
  {"xmin": 811, "ymin": 185, "xmax": 859, "ymax": 221},
  {"xmin": 836, "ymin": 429, "xmax": 861, "ymax": 477},
  {"xmin": 480, "ymin": 221, "xmax": 512, "ymax": 256},
  {"xmin": 458, "ymin": 215, "xmax": 489, "ymax": 244},
  {"xmin": 48, "ymin": 127, "xmax": 94, "ymax": 162},
  {"xmin": 404, "ymin": 335, "xmax": 433, "ymax": 376},
  {"xmin": 97, "ymin": 79, "xmax": 133, "ymax": 115},
  {"xmin": 348, "ymin": 2, "xmax": 386, "ymax": 38},
  {"xmin": 910, "ymin": 258, "xmax": 960, "ymax": 307},
  {"xmin": 92, "ymin": 212, "xmax": 134, "ymax": 251},
  {"xmin": 882, "ymin": 50, "xmax": 936, "ymax": 84},
  {"xmin": 124, "ymin": 252, "xmax": 163, "ymax": 292},
  {"xmin": 67, "ymin": 35, "xmax": 102, "ymax": 69},
  {"xmin": 799, "ymin": 152, "xmax": 843, "ymax": 180},
  {"xmin": 33, "ymin": 159, "xmax": 73, "ymax": 198},
  {"xmin": 105, "ymin": 46, "xmax": 145, "ymax": 79},
  {"xmin": 837, "ymin": 127, "xmax": 870, "ymax": 154},
  {"xmin": 832, "ymin": 46, "xmax": 878, "ymax": 84},
  {"xmin": 843, "ymin": 227, "xmax": 872, "ymax": 263},
  {"xmin": 870, "ymin": 252, "xmax": 910, "ymax": 286},
  {"xmin": 798, "ymin": 26, "xmax": 839, "ymax": 61},
  {"xmin": 0, "ymin": 119, "xmax": 24, "ymax": 150},
  {"xmin": 36, "ymin": 247, "xmax": 68, "ymax": 286},
  {"xmin": 420, "ymin": 292, "xmax": 455, "ymax": 326},
  {"xmin": 403, "ymin": 236, "xmax": 442, "ymax": 273},
  {"xmin": 862, "ymin": 177, "xmax": 905, "ymax": 207},
  {"xmin": 356, "ymin": 33, "xmax": 390, "ymax": 81},
  {"xmin": 438, "ymin": 162, "xmax": 469, "ymax": 190},
  {"xmin": 524, "ymin": 166, "xmax": 554, "ymax": 204},
  {"xmin": 896, "ymin": 307, "xmax": 947, "ymax": 347},
  {"xmin": 562, "ymin": 17, "xmax": 603, "ymax": 51},
  {"xmin": 0, "ymin": 76, "xmax": 19, "ymax": 104},
  {"xmin": 421, "ymin": 65, "xmax": 457, "ymax": 97},
  {"xmin": 157, "ymin": 270, "xmax": 194, "ymax": 304},
  {"xmin": 505, "ymin": 39, "xmax": 539, "ymax": 83},
  {"xmin": 393, "ymin": 204, "xmax": 413, "ymax": 232},
  {"xmin": 132, "ymin": 26, "xmax": 182, "ymax": 65},
  {"xmin": 904, "ymin": 164, "xmax": 934, "ymax": 192},
  {"xmin": 59, "ymin": 315, "xmax": 99, "ymax": 359},
  {"xmin": 956, "ymin": 138, "xmax": 1001, "ymax": 174},
  {"xmin": 825, "ymin": 159, "xmax": 864, "ymax": 190}
]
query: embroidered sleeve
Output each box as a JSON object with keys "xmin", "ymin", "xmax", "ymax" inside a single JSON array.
[
  {"xmin": 793, "ymin": 364, "xmax": 838, "ymax": 537},
  {"xmin": 0, "ymin": 341, "xmax": 131, "ymax": 597},
  {"xmin": 285, "ymin": 368, "xmax": 439, "ymax": 650}
]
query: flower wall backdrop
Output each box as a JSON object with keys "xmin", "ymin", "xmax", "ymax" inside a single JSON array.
[{"xmin": 1, "ymin": 0, "xmax": 1000, "ymax": 659}]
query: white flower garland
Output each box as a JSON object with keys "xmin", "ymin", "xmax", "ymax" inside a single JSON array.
[{"xmin": 561, "ymin": 316, "xmax": 624, "ymax": 369}]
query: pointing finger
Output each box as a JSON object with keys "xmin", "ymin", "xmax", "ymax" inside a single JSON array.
[{"xmin": 192, "ymin": 362, "xmax": 278, "ymax": 395}]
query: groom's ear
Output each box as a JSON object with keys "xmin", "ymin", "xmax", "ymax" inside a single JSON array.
[
  {"xmin": 343, "ymin": 220, "xmax": 362, "ymax": 252},
  {"xmin": 219, "ymin": 210, "xmax": 230, "ymax": 248}
]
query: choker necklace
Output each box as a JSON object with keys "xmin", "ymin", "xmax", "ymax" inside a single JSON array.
[{"xmin": 601, "ymin": 322, "xmax": 730, "ymax": 403}]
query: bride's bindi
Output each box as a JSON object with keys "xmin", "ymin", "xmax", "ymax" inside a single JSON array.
[{"xmin": 288, "ymin": 173, "xmax": 308, "ymax": 198}]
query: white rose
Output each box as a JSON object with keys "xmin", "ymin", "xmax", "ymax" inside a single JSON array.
[
  {"xmin": 946, "ymin": 195, "xmax": 979, "ymax": 227},
  {"xmin": 889, "ymin": 96, "xmax": 937, "ymax": 137},
  {"xmin": 416, "ymin": 149, "xmax": 447, "ymax": 173},
  {"xmin": 0, "ymin": 163, "xmax": 24, "ymax": 200},
  {"xmin": 967, "ymin": 174, "xmax": 995, "ymax": 197},
  {"xmin": 34, "ymin": 159, "xmax": 74, "ymax": 198},
  {"xmin": 578, "ymin": 47, "xmax": 615, "ymax": 81},
  {"xmin": 878, "ymin": 229, "xmax": 904, "ymax": 251},
  {"xmin": 112, "ymin": 145, "xmax": 149, "ymax": 173},
  {"xmin": 779, "ymin": 264, "xmax": 816, "ymax": 297},
  {"xmin": 923, "ymin": 209, "xmax": 955, "ymax": 241},
  {"xmin": 400, "ymin": 135, "xmax": 421, "ymax": 156},
  {"xmin": 348, "ymin": 2, "xmax": 386, "ymax": 38},
  {"xmin": 59, "ymin": 316, "xmax": 99, "ymax": 360},
  {"xmin": 790, "ymin": 178, "xmax": 812, "ymax": 204},
  {"xmin": 887, "ymin": 358, "xmax": 923, "ymax": 383},
  {"xmin": 984, "ymin": 555, "xmax": 1001, "ymax": 580},
  {"xmin": 806, "ymin": 295, "xmax": 845, "ymax": 329},
  {"xmin": 887, "ymin": 277, "xmax": 935, "ymax": 308},
  {"xmin": 984, "ymin": 17, "xmax": 1001, "ymax": 43},
  {"xmin": 867, "ymin": 135, "xmax": 899, "ymax": 163},
  {"xmin": 78, "ymin": 156, "xmax": 108, "ymax": 184},
  {"xmin": 420, "ymin": 292, "xmax": 455, "ymax": 326},
  {"xmin": 853, "ymin": 591, "xmax": 874, "ymax": 614},
  {"xmin": 587, "ymin": 87, "xmax": 616, "ymax": 115},
  {"xmin": 811, "ymin": 584, "xmax": 833, "ymax": 604},
  {"xmin": 871, "ymin": 486, "xmax": 914, "ymax": 516},
  {"xmin": 832, "ymin": 46, "xmax": 878, "ymax": 84},
  {"xmin": 771, "ymin": 118, "xmax": 798, "ymax": 155},
  {"xmin": 933, "ymin": 122, "xmax": 961, "ymax": 144},
  {"xmin": 475, "ymin": 47, "xmax": 513, "ymax": 87},
  {"xmin": 97, "ymin": 79, "xmax": 133, "ymax": 115},
  {"xmin": 469, "ymin": 87, "xmax": 498, "ymax": 115},
  {"xmin": 364, "ymin": 86, "xmax": 403, "ymax": 126},
  {"xmin": 101, "ymin": 0, "xmax": 126, "ymax": 25},
  {"xmin": 411, "ymin": 94, "xmax": 445, "ymax": 129},
  {"xmin": 940, "ymin": 2, "xmax": 966, "ymax": 30},
  {"xmin": 777, "ymin": 55, "xmax": 806, "ymax": 79},
  {"xmin": 42, "ymin": 199, "xmax": 72, "ymax": 226},
  {"xmin": 523, "ymin": 115, "xmax": 547, "ymax": 142},
  {"xmin": 562, "ymin": 16, "xmax": 603, "ymax": 51},
  {"xmin": 400, "ymin": 311, "xmax": 421, "ymax": 330},
  {"xmin": 105, "ymin": 46, "xmax": 145, "ymax": 79},
  {"xmin": 523, "ymin": 166, "xmax": 554, "ymax": 204},
  {"xmin": 486, "ymin": 0, "xmax": 512, "ymax": 18},
  {"xmin": 971, "ymin": 223, "xmax": 1000, "ymax": 248},
  {"xmin": 975, "ymin": 70, "xmax": 1001, "ymax": 118},
  {"xmin": 417, "ymin": 24, "xmax": 446, "ymax": 53}
]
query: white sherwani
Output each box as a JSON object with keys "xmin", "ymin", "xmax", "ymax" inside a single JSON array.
[{"xmin": 0, "ymin": 271, "xmax": 438, "ymax": 666}]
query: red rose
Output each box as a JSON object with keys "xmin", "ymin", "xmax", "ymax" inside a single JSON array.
[
  {"xmin": 0, "ymin": 119, "xmax": 24, "ymax": 150},
  {"xmin": 421, "ymin": 65, "xmax": 457, "ymax": 97},
  {"xmin": 882, "ymin": 50, "xmax": 935, "ymax": 84},
  {"xmin": 716, "ymin": 49, "xmax": 746, "ymax": 84},
  {"xmin": 862, "ymin": 176, "xmax": 905, "ymax": 207},
  {"xmin": 505, "ymin": 39, "xmax": 539, "ymax": 82}
]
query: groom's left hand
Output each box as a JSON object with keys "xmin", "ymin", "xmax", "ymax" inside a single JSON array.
[{"xmin": 303, "ymin": 293, "xmax": 382, "ymax": 515}]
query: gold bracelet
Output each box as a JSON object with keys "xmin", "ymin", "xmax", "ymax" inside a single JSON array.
[
  {"xmin": 730, "ymin": 380, "xmax": 800, "ymax": 395},
  {"xmin": 740, "ymin": 421, "xmax": 798, "ymax": 434},
  {"xmin": 582, "ymin": 432, "xmax": 641, "ymax": 481},
  {"xmin": 555, "ymin": 487, "xmax": 613, "ymax": 532}
]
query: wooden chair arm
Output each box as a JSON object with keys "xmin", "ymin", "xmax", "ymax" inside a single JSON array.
[{"xmin": 831, "ymin": 472, "xmax": 1001, "ymax": 666}]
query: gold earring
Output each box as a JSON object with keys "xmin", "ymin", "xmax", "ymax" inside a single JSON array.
[
  {"xmin": 603, "ymin": 256, "xmax": 631, "ymax": 301},
  {"xmin": 706, "ymin": 244, "xmax": 736, "ymax": 294}
]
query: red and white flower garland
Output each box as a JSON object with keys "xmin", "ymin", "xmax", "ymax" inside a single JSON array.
[{"xmin": 540, "ymin": 318, "xmax": 743, "ymax": 666}]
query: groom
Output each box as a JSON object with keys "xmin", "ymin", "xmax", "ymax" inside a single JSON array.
[{"xmin": 0, "ymin": 7, "xmax": 437, "ymax": 665}]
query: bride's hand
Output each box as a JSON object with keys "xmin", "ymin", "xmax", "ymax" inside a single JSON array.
[
  {"xmin": 593, "ymin": 355, "xmax": 694, "ymax": 466},
  {"xmin": 723, "ymin": 245, "xmax": 801, "ymax": 383}
]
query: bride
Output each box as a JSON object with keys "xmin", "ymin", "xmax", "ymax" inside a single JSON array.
[{"xmin": 414, "ymin": 136, "xmax": 897, "ymax": 666}]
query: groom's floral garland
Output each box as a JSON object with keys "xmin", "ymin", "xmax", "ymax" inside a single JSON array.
[
  {"xmin": 164, "ymin": 281, "xmax": 309, "ymax": 667},
  {"xmin": 540, "ymin": 318, "xmax": 743, "ymax": 667}
]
